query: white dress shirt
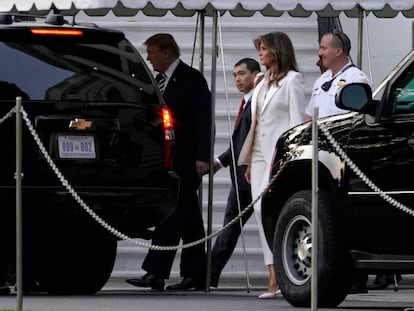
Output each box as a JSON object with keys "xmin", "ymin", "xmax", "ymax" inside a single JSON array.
[{"xmin": 305, "ymin": 62, "xmax": 371, "ymax": 118}]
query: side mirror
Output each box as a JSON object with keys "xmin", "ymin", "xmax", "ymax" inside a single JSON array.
[{"xmin": 335, "ymin": 83, "xmax": 373, "ymax": 113}]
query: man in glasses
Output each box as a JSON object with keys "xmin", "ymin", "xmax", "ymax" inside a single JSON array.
[{"xmin": 304, "ymin": 31, "xmax": 370, "ymax": 121}]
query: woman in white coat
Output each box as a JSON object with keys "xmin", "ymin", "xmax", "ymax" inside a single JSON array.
[{"xmin": 238, "ymin": 32, "xmax": 306, "ymax": 298}]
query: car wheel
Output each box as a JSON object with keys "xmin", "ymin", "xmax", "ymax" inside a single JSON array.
[
  {"xmin": 273, "ymin": 189, "xmax": 352, "ymax": 307},
  {"xmin": 38, "ymin": 233, "xmax": 117, "ymax": 295}
]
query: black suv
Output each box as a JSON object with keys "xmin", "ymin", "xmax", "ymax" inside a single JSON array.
[
  {"xmin": 0, "ymin": 13, "xmax": 178, "ymax": 294},
  {"xmin": 262, "ymin": 50, "xmax": 414, "ymax": 307}
]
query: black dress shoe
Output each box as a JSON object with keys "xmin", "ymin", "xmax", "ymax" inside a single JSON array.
[
  {"xmin": 349, "ymin": 272, "xmax": 368, "ymax": 294},
  {"xmin": 126, "ymin": 273, "xmax": 165, "ymax": 291},
  {"xmin": 0, "ymin": 286, "xmax": 10, "ymax": 295},
  {"xmin": 367, "ymin": 274, "xmax": 402, "ymax": 290},
  {"xmin": 166, "ymin": 277, "xmax": 205, "ymax": 290},
  {"xmin": 210, "ymin": 275, "xmax": 219, "ymax": 288},
  {"xmin": 349, "ymin": 285, "xmax": 368, "ymax": 294}
]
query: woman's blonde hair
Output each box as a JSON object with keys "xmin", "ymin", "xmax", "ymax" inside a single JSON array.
[{"xmin": 253, "ymin": 32, "xmax": 298, "ymax": 86}]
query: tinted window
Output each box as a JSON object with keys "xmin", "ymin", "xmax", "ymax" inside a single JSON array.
[
  {"xmin": 0, "ymin": 39, "xmax": 158, "ymax": 104},
  {"xmin": 390, "ymin": 62, "xmax": 414, "ymax": 114}
]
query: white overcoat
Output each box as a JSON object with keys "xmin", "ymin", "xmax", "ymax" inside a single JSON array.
[{"xmin": 238, "ymin": 70, "xmax": 306, "ymax": 169}]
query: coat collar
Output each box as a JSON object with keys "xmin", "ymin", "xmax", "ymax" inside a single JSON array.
[{"xmin": 261, "ymin": 73, "xmax": 290, "ymax": 112}]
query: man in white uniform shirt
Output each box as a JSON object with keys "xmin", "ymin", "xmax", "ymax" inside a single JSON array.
[
  {"xmin": 305, "ymin": 30, "xmax": 372, "ymax": 294},
  {"xmin": 304, "ymin": 31, "xmax": 371, "ymax": 121}
]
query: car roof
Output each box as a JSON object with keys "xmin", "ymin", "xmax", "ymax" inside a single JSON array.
[{"xmin": 0, "ymin": 13, "xmax": 123, "ymax": 34}]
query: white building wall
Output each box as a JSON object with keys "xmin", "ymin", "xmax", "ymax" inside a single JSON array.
[
  {"xmin": 75, "ymin": 10, "xmax": 413, "ymax": 289},
  {"xmin": 341, "ymin": 13, "xmax": 413, "ymax": 88}
]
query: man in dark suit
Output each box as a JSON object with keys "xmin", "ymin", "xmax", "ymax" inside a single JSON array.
[
  {"xmin": 126, "ymin": 33, "xmax": 212, "ymax": 291},
  {"xmin": 210, "ymin": 58, "xmax": 260, "ymax": 287}
]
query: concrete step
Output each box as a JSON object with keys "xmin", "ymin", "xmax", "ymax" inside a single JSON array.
[
  {"xmin": 107, "ymin": 238, "xmax": 269, "ymax": 290},
  {"xmin": 93, "ymin": 10, "xmax": 319, "ymax": 291}
]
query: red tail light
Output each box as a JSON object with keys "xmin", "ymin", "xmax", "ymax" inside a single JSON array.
[
  {"xmin": 162, "ymin": 107, "xmax": 173, "ymax": 130},
  {"xmin": 162, "ymin": 107, "xmax": 175, "ymax": 170},
  {"xmin": 30, "ymin": 28, "xmax": 83, "ymax": 36}
]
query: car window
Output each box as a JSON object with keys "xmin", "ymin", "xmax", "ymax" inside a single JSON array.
[
  {"xmin": 0, "ymin": 40, "xmax": 158, "ymax": 104},
  {"xmin": 390, "ymin": 62, "xmax": 414, "ymax": 115}
]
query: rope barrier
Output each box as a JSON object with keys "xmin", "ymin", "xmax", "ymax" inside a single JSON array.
[
  {"xmin": 19, "ymin": 106, "xmax": 277, "ymax": 251},
  {"xmin": 1, "ymin": 105, "xmax": 412, "ymax": 252},
  {"xmin": 319, "ymin": 120, "xmax": 414, "ymax": 217}
]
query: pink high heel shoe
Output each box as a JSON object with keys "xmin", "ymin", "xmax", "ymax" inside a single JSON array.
[{"xmin": 258, "ymin": 288, "xmax": 281, "ymax": 299}]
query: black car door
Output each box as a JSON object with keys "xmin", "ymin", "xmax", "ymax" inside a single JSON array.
[{"xmin": 344, "ymin": 60, "xmax": 414, "ymax": 253}]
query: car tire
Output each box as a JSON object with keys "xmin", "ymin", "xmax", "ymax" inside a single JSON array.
[
  {"xmin": 38, "ymin": 232, "xmax": 117, "ymax": 295},
  {"xmin": 273, "ymin": 189, "xmax": 352, "ymax": 307}
]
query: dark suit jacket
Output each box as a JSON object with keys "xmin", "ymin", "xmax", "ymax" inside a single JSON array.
[
  {"xmin": 218, "ymin": 99, "xmax": 251, "ymax": 192},
  {"xmin": 163, "ymin": 60, "xmax": 212, "ymax": 183}
]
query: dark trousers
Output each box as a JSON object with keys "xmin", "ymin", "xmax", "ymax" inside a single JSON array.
[
  {"xmin": 211, "ymin": 185, "xmax": 253, "ymax": 279},
  {"xmin": 142, "ymin": 179, "xmax": 206, "ymax": 279}
]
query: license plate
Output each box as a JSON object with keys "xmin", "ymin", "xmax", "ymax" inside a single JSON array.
[{"xmin": 58, "ymin": 135, "xmax": 96, "ymax": 159}]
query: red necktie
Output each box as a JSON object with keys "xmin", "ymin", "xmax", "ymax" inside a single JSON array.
[{"xmin": 235, "ymin": 98, "xmax": 245, "ymax": 126}]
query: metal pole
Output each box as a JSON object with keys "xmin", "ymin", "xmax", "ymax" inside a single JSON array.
[
  {"xmin": 205, "ymin": 10, "xmax": 218, "ymax": 291},
  {"xmin": 193, "ymin": 9, "xmax": 207, "ymax": 289},
  {"xmin": 199, "ymin": 11, "xmax": 205, "ymax": 73},
  {"xmin": 214, "ymin": 13, "xmax": 251, "ymax": 292},
  {"xmin": 311, "ymin": 107, "xmax": 319, "ymax": 311},
  {"xmin": 237, "ymin": 194, "xmax": 252, "ymax": 292},
  {"xmin": 197, "ymin": 9, "xmax": 205, "ymax": 213},
  {"xmin": 197, "ymin": 10, "xmax": 205, "ymax": 214},
  {"xmin": 357, "ymin": 6, "xmax": 364, "ymax": 69},
  {"xmin": 15, "ymin": 97, "xmax": 23, "ymax": 311}
]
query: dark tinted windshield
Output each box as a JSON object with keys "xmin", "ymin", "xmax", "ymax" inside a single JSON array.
[{"xmin": 0, "ymin": 35, "xmax": 158, "ymax": 104}]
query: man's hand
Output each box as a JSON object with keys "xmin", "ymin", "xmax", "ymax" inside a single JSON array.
[
  {"xmin": 213, "ymin": 159, "xmax": 222, "ymax": 174},
  {"xmin": 196, "ymin": 160, "xmax": 210, "ymax": 176}
]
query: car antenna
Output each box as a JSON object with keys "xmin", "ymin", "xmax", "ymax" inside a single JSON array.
[{"xmin": 72, "ymin": 12, "xmax": 77, "ymax": 25}]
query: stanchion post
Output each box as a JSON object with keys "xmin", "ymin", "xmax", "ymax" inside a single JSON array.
[
  {"xmin": 15, "ymin": 96, "xmax": 23, "ymax": 311},
  {"xmin": 205, "ymin": 10, "xmax": 218, "ymax": 291},
  {"xmin": 311, "ymin": 107, "xmax": 319, "ymax": 311}
]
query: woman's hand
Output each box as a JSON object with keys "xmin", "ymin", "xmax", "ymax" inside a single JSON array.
[{"xmin": 244, "ymin": 165, "xmax": 251, "ymax": 184}]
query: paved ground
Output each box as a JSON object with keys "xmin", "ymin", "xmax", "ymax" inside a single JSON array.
[
  {"xmin": 1, "ymin": 283, "xmax": 414, "ymax": 311},
  {"xmin": 1, "ymin": 275, "xmax": 414, "ymax": 311}
]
